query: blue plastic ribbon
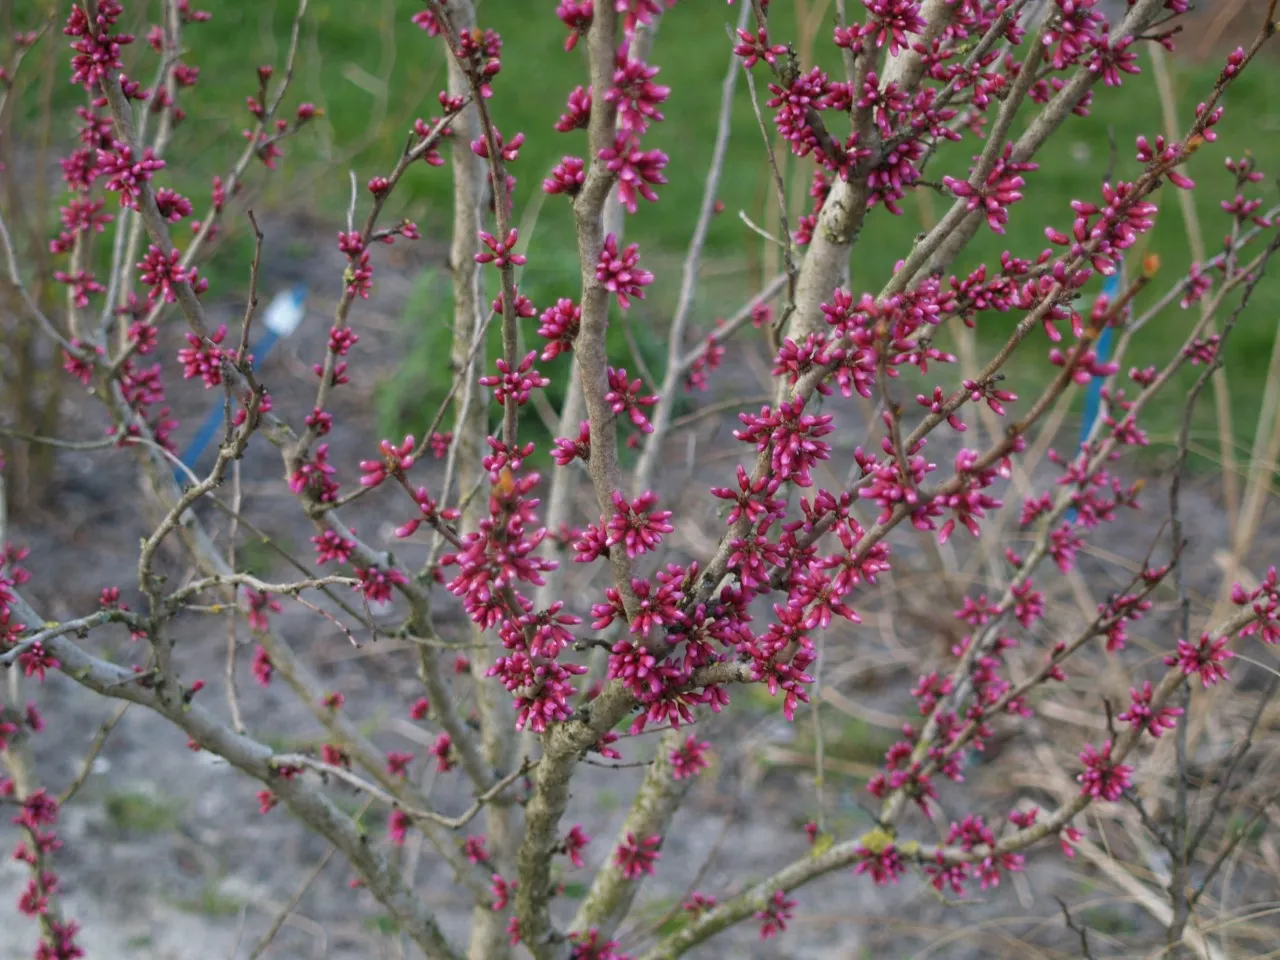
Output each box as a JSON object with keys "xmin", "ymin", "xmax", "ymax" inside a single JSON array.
[
  {"xmin": 175, "ymin": 285, "xmax": 307, "ymax": 480},
  {"xmin": 1067, "ymin": 269, "xmax": 1123, "ymax": 522}
]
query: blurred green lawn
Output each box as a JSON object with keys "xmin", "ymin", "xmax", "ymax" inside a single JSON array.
[{"xmin": 24, "ymin": 0, "xmax": 1280, "ymax": 462}]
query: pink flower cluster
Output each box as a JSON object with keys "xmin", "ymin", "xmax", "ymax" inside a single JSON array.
[{"xmin": 1, "ymin": 549, "xmax": 84, "ymax": 959}]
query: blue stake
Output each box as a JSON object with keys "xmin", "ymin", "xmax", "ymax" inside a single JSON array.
[
  {"xmin": 1067, "ymin": 269, "xmax": 1123, "ymax": 522},
  {"xmin": 176, "ymin": 285, "xmax": 308, "ymax": 481}
]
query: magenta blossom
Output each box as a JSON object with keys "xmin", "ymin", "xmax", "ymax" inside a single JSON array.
[
  {"xmin": 605, "ymin": 491, "xmax": 673, "ymax": 558},
  {"xmin": 1117, "ymin": 681, "xmax": 1183, "ymax": 738},
  {"xmin": 1077, "ymin": 740, "xmax": 1132, "ymax": 801},
  {"xmin": 604, "ymin": 51, "xmax": 669, "ymax": 134},
  {"xmin": 563, "ymin": 824, "xmax": 591, "ymax": 868},
  {"xmin": 735, "ymin": 396, "xmax": 834, "ymax": 488},
  {"xmin": 755, "ymin": 889, "xmax": 796, "ymax": 940},
  {"xmin": 670, "ymin": 736, "xmax": 711, "ymax": 780},
  {"xmin": 595, "ymin": 234, "xmax": 653, "ymax": 309},
  {"xmin": 599, "ymin": 135, "xmax": 668, "ymax": 213},
  {"xmin": 614, "ymin": 833, "xmax": 661, "ymax": 879},
  {"xmin": 1164, "ymin": 633, "xmax": 1233, "ymax": 687},
  {"xmin": 605, "ymin": 367, "xmax": 659, "ymax": 433}
]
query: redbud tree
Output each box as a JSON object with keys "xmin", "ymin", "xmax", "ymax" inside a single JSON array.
[{"xmin": 2, "ymin": 0, "xmax": 1280, "ymax": 958}]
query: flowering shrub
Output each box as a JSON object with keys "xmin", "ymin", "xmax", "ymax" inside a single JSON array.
[{"xmin": 2, "ymin": 1, "xmax": 1280, "ymax": 959}]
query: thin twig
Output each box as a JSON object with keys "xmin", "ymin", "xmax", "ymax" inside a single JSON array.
[
  {"xmin": 0, "ymin": 428, "xmax": 115, "ymax": 451},
  {"xmin": 0, "ymin": 209, "xmax": 74, "ymax": 352},
  {"xmin": 634, "ymin": 0, "xmax": 750, "ymax": 493},
  {"xmin": 1164, "ymin": 229, "xmax": 1280, "ymax": 954},
  {"xmin": 57, "ymin": 702, "xmax": 130, "ymax": 806},
  {"xmin": 226, "ymin": 455, "xmax": 247, "ymax": 736},
  {"xmin": 1, "ymin": 610, "xmax": 141, "ymax": 667},
  {"xmin": 270, "ymin": 753, "xmax": 536, "ymax": 830},
  {"xmin": 1056, "ymin": 897, "xmax": 1098, "ymax": 960},
  {"xmin": 246, "ymin": 798, "xmax": 371, "ymax": 959},
  {"xmin": 1185, "ymin": 674, "xmax": 1280, "ymax": 861}
]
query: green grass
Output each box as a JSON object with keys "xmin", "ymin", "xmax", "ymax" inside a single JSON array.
[
  {"xmin": 803, "ymin": 711, "xmax": 897, "ymax": 769},
  {"xmin": 14, "ymin": 2, "xmax": 1280, "ymax": 457},
  {"xmin": 173, "ymin": 880, "xmax": 244, "ymax": 919},
  {"xmin": 235, "ymin": 536, "xmax": 283, "ymax": 579},
  {"xmin": 1078, "ymin": 904, "xmax": 1141, "ymax": 937},
  {"xmin": 364, "ymin": 913, "xmax": 402, "ymax": 936},
  {"xmin": 103, "ymin": 789, "xmax": 181, "ymax": 834}
]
